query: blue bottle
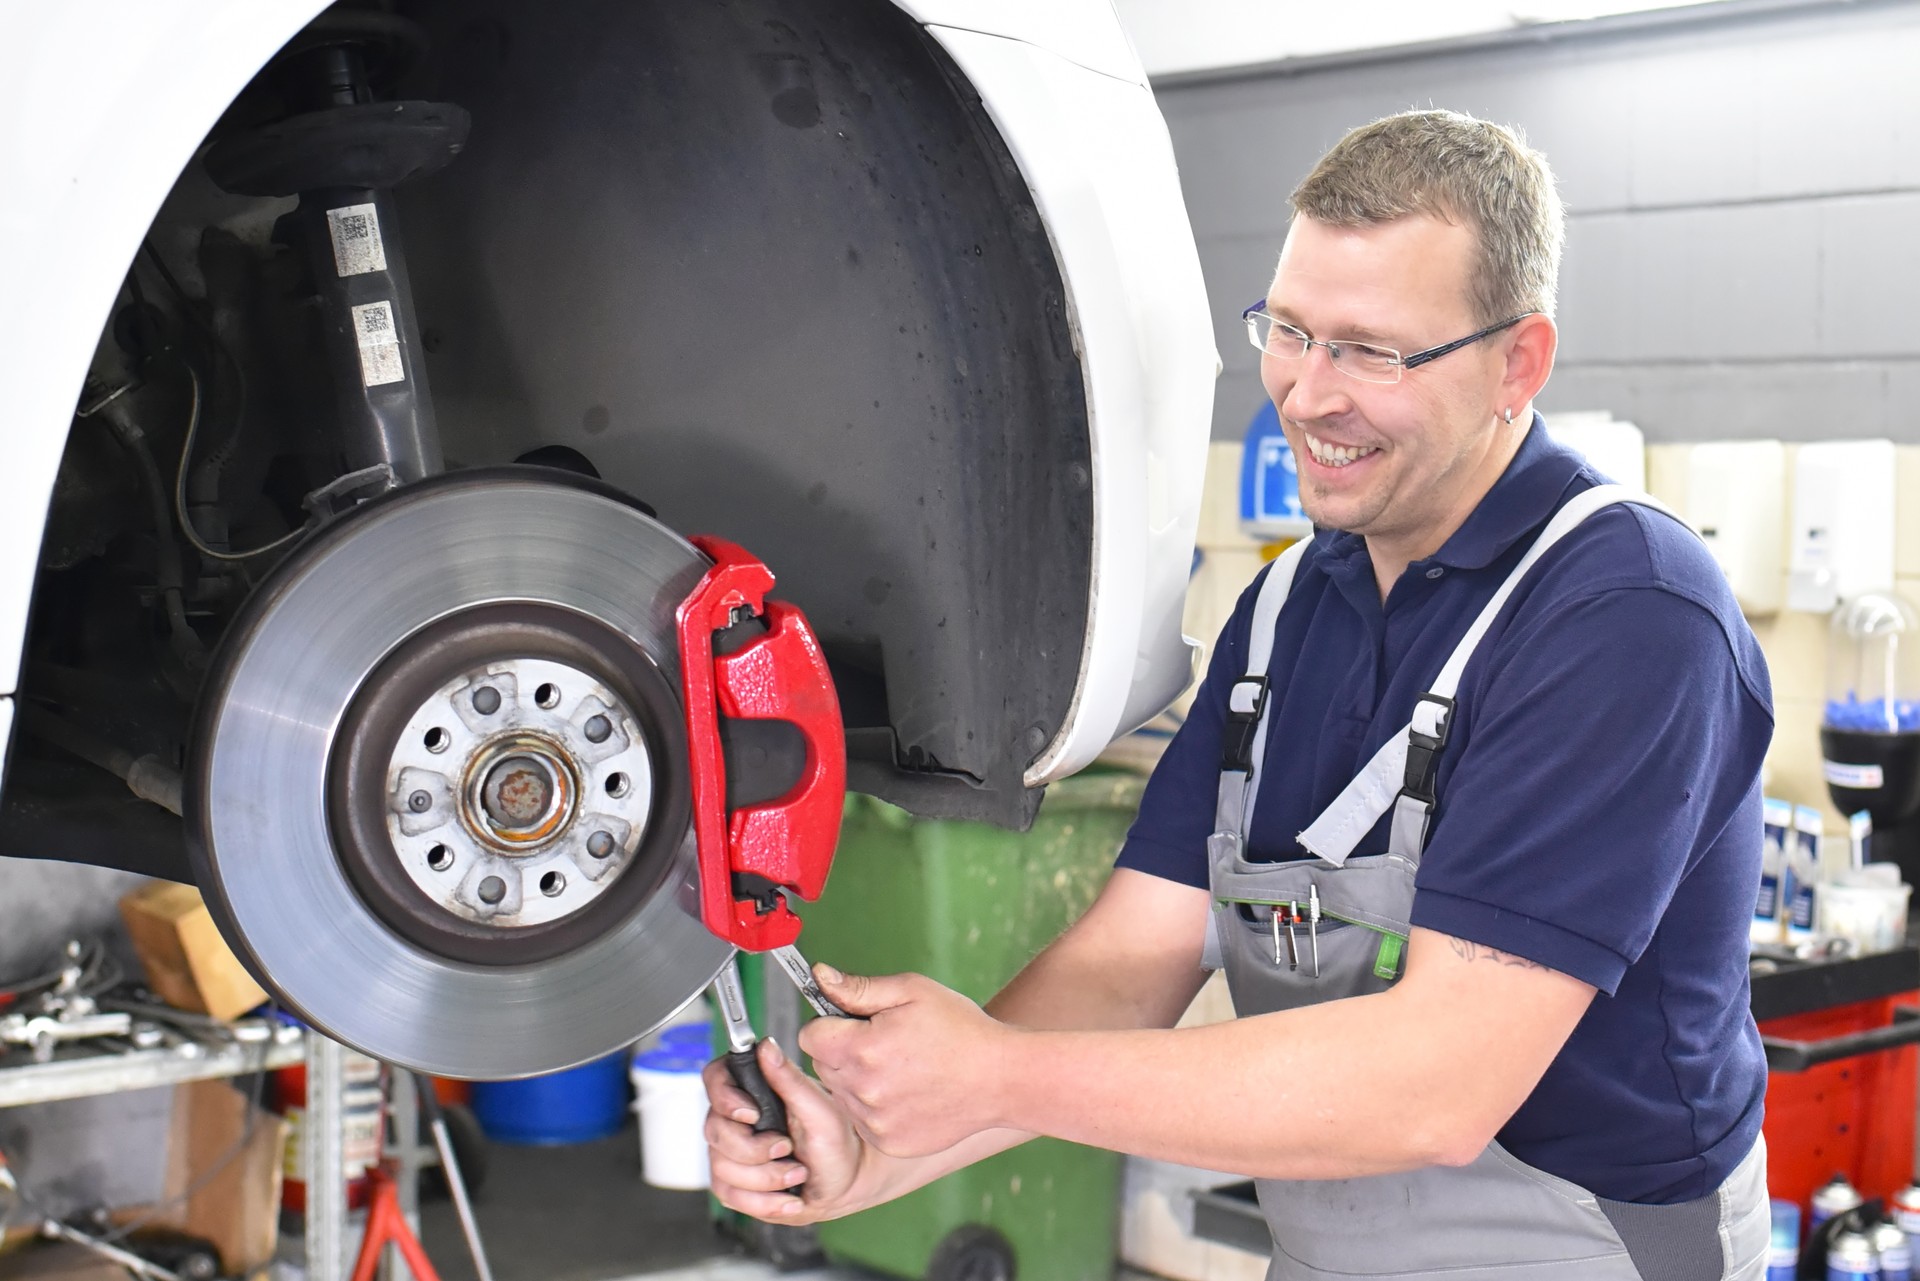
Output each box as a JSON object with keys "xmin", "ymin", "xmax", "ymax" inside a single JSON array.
[{"xmin": 1768, "ymin": 1198, "xmax": 1800, "ymax": 1281}]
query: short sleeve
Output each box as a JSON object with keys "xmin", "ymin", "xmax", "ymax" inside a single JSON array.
[
  {"xmin": 1113, "ymin": 569, "xmax": 1264, "ymax": 889},
  {"xmin": 1408, "ymin": 586, "xmax": 1773, "ymax": 994}
]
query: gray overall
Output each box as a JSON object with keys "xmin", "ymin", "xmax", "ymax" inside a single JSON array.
[{"xmin": 1203, "ymin": 486, "xmax": 1769, "ymax": 1281}]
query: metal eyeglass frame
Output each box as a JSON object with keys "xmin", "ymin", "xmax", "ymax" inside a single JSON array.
[{"xmin": 1241, "ymin": 300, "xmax": 1535, "ymax": 383}]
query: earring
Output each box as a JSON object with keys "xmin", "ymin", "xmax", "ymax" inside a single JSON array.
[{"xmin": 1503, "ymin": 407, "xmax": 1514, "ymax": 424}]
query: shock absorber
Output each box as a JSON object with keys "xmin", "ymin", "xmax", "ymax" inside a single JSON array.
[{"xmin": 204, "ymin": 14, "xmax": 467, "ymax": 486}]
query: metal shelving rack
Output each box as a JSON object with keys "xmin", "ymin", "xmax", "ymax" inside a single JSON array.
[{"xmin": 0, "ymin": 1018, "xmax": 350, "ymax": 1280}]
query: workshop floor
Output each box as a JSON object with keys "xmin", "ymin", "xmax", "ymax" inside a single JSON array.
[
  {"xmin": 415, "ymin": 1120, "xmax": 810, "ymax": 1281},
  {"xmin": 414, "ymin": 1119, "xmax": 1159, "ymax": 1281}
]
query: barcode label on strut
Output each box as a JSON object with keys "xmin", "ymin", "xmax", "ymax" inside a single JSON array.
[
  {"xmin": 327, "ymin": 203, "xmax": 388, "ymax": 276},
  {"xmin": 351, "ymin": 301, "xmax": 406, "ymax": 386}
]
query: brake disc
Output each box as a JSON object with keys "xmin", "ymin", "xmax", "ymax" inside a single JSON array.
[{"xmin": 186, "ymin": 469, "xmax": 733, "ymax": 1078}]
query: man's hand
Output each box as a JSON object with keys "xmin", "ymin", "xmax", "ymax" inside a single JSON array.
[
  {"xmin": 703, "ymin": 1038, "xmax": 866, "ymax": 1224},
  {"xmin": 801, "ymin": 967, "xmax": 1014, "ymax": 1158}
]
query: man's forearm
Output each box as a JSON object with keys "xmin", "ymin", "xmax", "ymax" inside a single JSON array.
[
  {"xmin": 992, "ymin": 994, "xmax": 1468, "ymax": 1180},
  {"xmin": 979, "ymin": 929, "xmax": 1595, "ymax": 1181}
]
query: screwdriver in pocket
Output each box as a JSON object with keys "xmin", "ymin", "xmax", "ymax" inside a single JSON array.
[{"xmin": 1308, "ymin": 884, "xmax": 1322, "ymax": 978}]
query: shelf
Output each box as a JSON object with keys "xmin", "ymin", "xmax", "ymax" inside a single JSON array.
[{"xmin": 0, "ymin": 1021, "xmax": 304, "ymax": 1109}]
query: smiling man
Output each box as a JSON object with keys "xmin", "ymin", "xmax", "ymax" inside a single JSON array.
[{"xmin": 704, "ymin": 110, "xmax": 1774, "ymax": 1281}]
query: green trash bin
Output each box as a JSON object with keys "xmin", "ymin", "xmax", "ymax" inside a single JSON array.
[{"xmin": 800, "ymin": 770, "xmax": 1145, "ymax": 1281}]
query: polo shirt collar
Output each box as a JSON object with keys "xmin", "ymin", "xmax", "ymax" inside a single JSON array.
[{"xmin": 1308, "ymin": 413, "xmax": 1590, "ymax": 575}]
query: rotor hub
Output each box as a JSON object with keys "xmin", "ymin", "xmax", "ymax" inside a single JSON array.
[{"xmin": 383, "ymin": 656, "xmax": 654, "ymax": 929}]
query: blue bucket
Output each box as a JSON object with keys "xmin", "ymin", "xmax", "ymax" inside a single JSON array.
[{"xmin": 470, "ymin": 1050, "xmax": 632, "ymax": 1145}]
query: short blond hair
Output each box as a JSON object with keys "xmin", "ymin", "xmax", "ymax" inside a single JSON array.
[{"xmin": 1291, "ymin": 109, "xmax": 1565, "ymax": 323}]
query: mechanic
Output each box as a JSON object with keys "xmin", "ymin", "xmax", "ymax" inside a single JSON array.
[{"xmin": 704, "ymin": 109, "xmax": 1773, "ymax": 1280}]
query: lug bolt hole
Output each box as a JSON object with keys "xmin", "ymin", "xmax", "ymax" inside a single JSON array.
[
  {"xmin": 540, "ymin": 871, "xmax": 566, "ymax": 897},
  {"xmin": 408, "ymin": 789, "xmax": 433, "ymax": 814},
  {"xmin": 427, "ymin": 844, "xmax": 454, "ymax": 872},
  {"xmin": 424, "ymin": 727, "xmax": 451, "ymax": 754},
  {"xmin": 478, "ymin": 876, "xmax": 507, "ymax": 905},
  {"xmin": 535, "ymin": 682, "xmax": 561, "ymax": 710},
  {"xmin": 472, "ymin": 686, "xmax": 501, "ymax": 716},
  {"xmin": 605, "ymin": 772, "xmax": 631, "ymax": 799},
  {"xmin": 583, "ymin": 714, "xmax": 612, "ymax": 744},
  {"xmin": 587, "ymin": 830, "xmax": 615, "ymax": 859}
]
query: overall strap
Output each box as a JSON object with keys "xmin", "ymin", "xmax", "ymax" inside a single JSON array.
[
  {"xmin": 1297, "ymin": 485, "xmax": 1681, "ymax": 866},
  {"xmin": 1212, "ymin": 539, "xmax": 1312, "ymax": 846}
]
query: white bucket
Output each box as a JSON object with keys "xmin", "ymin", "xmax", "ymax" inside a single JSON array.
[{"xmin": 632, "ymin": 1039, "xmax": 713, "ymax": 1191}]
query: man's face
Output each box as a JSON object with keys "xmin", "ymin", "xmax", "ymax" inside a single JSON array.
[{"xmin": 1261, "ymin": 214, "xmax": 1517, "ymax": 559}]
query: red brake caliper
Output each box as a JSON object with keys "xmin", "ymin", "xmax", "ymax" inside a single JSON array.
[{"xmin": 676, "ymin": 536, "xmax": 845, "ymax": 951}]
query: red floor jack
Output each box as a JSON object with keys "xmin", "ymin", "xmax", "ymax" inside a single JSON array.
[
  {"xmin": 349, "ymin": 1077, "xmax": 492, "ymax": 1281},
  {"xmin": 349, "ymin": 1166, "xmax": 439, "ymax": 1281}
]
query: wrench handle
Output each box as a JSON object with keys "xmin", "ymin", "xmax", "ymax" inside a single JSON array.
[{"xmin": 725, "ymin": 1045, "xmax": 789, "ymax": 1137}]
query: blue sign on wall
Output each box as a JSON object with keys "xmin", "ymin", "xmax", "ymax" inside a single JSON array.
[{"xmin": 1239, "ymin": 400, "xmax": 1311, "ymax": 540}]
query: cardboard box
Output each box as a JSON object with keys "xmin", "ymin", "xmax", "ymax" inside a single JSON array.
[
  {"xmin": 118, "ymin": 883, "xmax": 266, "ymax": 1021},
  {"xmin": 0, "ymin": 1081, "xmax": 284, "ymax": 1279},
  {"xmin": 139, "ymin": 1078, "xmax": 287, "ymax": 1275}
]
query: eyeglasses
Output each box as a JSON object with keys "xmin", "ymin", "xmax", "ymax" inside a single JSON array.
[{"xmin": 1241, "ymin": 300, "xmax": 1534, "ymax": 385}]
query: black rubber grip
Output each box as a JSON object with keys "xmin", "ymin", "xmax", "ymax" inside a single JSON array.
[{"xmin": 726, "ymin": 1045, "xmax": 789, "ymax": 1136}]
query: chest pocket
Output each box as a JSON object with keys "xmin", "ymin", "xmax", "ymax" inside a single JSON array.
[{"xmin": 1210, "ymin": 847, "xmax": 1415, "ymax": 1010}]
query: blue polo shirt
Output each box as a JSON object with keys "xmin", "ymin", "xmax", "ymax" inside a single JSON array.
[{"xmin": 1119, "ymin": 420, "xmax": 1771, "ymax": 1205}]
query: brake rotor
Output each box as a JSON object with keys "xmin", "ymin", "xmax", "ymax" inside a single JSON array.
[{"xmin": 186, "ymin": 469, "xmax": 733, "ymax": 1078}]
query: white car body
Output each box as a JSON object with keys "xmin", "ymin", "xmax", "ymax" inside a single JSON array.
[{"xmin": 0, "ymin": 0, "xmax": 1213, "ymax": 797}]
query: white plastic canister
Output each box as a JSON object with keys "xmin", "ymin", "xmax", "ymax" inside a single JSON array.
[{"xmin": 632, "ymin": 1034, "xmax": 713, "ymax": 1190}]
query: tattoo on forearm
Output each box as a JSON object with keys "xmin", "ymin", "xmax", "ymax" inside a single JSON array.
[{"xmin": 1447, "ymin": 937, "xmax": 1548, "ymax": 971}]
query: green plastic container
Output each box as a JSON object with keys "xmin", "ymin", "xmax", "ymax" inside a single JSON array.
[{"xmin": 800, "ymin": 771, "xmax": 1145, "ymax": 1281}]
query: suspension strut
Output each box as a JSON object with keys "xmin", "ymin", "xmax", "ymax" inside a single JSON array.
[{"xmin": 205, "ymin": 15, "xmax": 467, "ymax": 486}]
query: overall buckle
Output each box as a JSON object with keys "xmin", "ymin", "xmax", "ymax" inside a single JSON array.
[
  {"xmin": 1220, "ymin": 677, "xmax": 1270, "ymax": 772},
  {"xmin": 1400, "ymin": 692, "xmax": 1456, "ymax": 805}
]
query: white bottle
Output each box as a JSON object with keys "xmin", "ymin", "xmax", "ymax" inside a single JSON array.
[
  {"xmin": 1752, "ymin": 798, "xmax": 1793, "ymax": 945},
  {"xmin": 1784, "ymin": 805, "xmax": 1824, "ymax": 944}
]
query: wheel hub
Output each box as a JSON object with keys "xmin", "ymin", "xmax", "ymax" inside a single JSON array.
[{"xmin": 380, "ymin": 656, "xmax": 653, "ymax": 929}]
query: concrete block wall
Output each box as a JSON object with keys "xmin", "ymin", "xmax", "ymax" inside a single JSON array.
[{"xmin": 1153, "ymin": 1, "xmax": 1920, "ymax": 448}]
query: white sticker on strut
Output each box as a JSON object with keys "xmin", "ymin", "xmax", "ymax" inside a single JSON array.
[
  {"xmin": 327, "ymin": 203, "xmax": 388, "ymax": 276},
  {"xmin": 351, "ymin": 301, "xmax": 406, "ymax": 387}
]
